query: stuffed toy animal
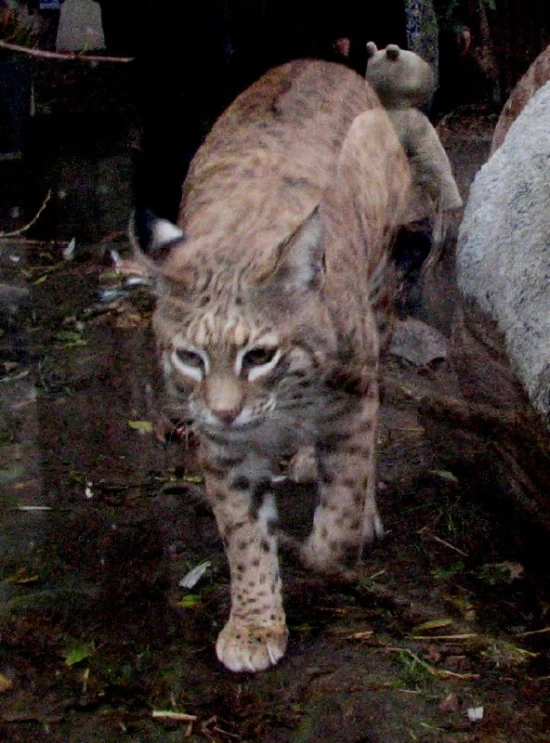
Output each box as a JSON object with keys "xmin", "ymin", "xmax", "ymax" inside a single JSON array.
[{"xmin": 366, "ymin": 42, "xmax": 462, "ymax": 220}]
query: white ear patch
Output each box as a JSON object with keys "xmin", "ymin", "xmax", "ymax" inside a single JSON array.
[{"xmin": 152, "ymin": 219, "xmax": 184, "ymax": 248}]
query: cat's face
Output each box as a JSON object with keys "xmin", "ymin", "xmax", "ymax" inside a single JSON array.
[
  {"xmin": 132, "ymin": 210, "xmax": 337, "ymax": 450},
  {"xmin": 154, "ymin": 288, "xmax": 334, "ymax": 452}
]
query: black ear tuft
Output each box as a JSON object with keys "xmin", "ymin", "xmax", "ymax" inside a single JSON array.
[
  {"xmin": 131, "ymin": 208, "xmax": 157, "ymax": 255},
  {"xmin": 129, "ymin": 209, "xmax": 185, "ymax": 260}
]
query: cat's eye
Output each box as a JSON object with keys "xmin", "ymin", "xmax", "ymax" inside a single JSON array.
[
  {"xmin": 174, "ymin": 349, "xmax": 204, "ymax": 369},
  {"xmin": 236, "ymin": 338, "xmax": 281, "ymax": 381},
  {"xmin": 242, "ymin": 347, "xmax": 278, "ymax": 368},
  {"xmin": 171, "ymin": 346, "xmax": 208, "ymax": 381}
]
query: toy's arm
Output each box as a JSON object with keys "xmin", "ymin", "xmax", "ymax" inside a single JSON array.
[{"xmin": 389, "ymin": 109, "xmax": 463, "ymax": 213}]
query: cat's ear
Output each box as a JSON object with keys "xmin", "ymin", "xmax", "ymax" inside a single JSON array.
[
  {"xmin": 271, "ymin": 207, "xmax": 325, "ymax": 292},
  {"xmin": 129, "ymin": 209, "xmax": 186, "ymax": 270}
]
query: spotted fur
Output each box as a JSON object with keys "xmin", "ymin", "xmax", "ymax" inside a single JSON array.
[{"xmin": 131, "ymin": 60, "xmax": 410, "ymax": 672}]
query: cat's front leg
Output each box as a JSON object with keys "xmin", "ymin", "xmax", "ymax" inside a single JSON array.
[
  {"xmin": 302, "ymin": 378, "xmax": 383, "ymax": 572},
  {"xmin": 203, "ymin": 464, "xmax": 288, "ymax": 672}
]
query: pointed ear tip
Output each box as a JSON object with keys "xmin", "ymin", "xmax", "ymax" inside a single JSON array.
[
  {"xmin": 129, "ymin": 209, "xmax": 185, "ymax": 253},
  {"xmin": 152, "ymin": 217, "xmax": 185, "ymax": 244}
]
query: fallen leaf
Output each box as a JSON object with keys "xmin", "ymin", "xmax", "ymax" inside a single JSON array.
[
  {"xmin": 62, "ymin": 237, "xmax": 76, "ymax": 261},
  {"xmin": 0, "ymin": 673, "xmax": 14, "ymax": 693},
  {"xmin": 179, "ymin": 560, "xmax": 211, "ymax": 589},
  {"xmin": 182, "ymin": 474, "xmax": 204, "ymax": 484},
  {"xmin": 429, "ymin": 470, "xmax": 459, "ymax": 484},
  {"xmin": 53, "ymin": 330, "xmax": 84, "ymax": 343},
  {"xmin": 128, "ymin": 420, "xmax": 153, "ymax": 433},
  {"xmin": 64, "ymin": 641, "xmax": 95, "ymax": 667},
  {"xmin": 178, "ymin": 594, "xmax": 202, "ymax": 608},
  {"xmin": 467, "ymin": 706, "xmax": 484, "ymax": 722},
  {"xmin": 412, "ymin": 618, "xmax": 454, "ymax": 633},
  {"xmin": 4, "ymin": 567, "xmax": 39, "ymax": 585}
]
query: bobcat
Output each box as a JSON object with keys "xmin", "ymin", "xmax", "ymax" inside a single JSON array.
[{"xmin": 131, "ymin": 60, "xmax": 410, "ymax": 672}]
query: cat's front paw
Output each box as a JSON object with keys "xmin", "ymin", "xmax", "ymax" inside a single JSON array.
[
  {"xmin": 216, "ymin": 619, "xmax": 289, "ymax": 672},
  {"xmin": 301, "ymin": 504, "xmax": 384, "ymax": 572},
  {"xmin": 301, "ymin": 537, "xmax": 340, "ymax": 573}
]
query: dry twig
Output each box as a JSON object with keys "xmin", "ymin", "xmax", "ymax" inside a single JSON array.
[
  {"xmin": 0, "ymin": 190, "xmax": 51, "ymax": 237},
  {"xmin": 151, "ymin": 710, "xmax": 197, "ymax": 722},
  {"xmin": 418, "ymin": 527, "xmax": 469, "ymax": 557},
  {"xmin": 0, "ymin": 39, "xmax": 132, "ymax": 63}
]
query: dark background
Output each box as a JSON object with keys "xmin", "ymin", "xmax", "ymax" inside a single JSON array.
[
  {"xmin": 95, "ymin": 0, "xmax": 408, "ymax": 220},
  {"xmin": 91, "ymin": 0, "xmax": 550, "ymax": 220}
]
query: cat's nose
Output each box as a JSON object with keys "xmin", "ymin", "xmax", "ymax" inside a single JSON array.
[
  {"xmin": 213, "ymin": 407, "xmax": 240, "ymax": 424},
  {"xmin": 206, "ymin": 375, "xmax": 244, "ymax": 424}
]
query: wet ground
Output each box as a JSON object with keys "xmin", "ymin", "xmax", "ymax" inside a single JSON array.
[{"xmin": 1, "ymin": 62, "xmax": 550, "ymax": 742}]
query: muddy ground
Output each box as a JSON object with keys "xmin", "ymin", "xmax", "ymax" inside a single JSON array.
[{"xmin": 1, "ymin": 62, "xmax": 549, "ymax": 743}]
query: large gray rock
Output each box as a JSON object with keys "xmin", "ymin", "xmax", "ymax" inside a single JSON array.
[{"xmin": 457, "ymin": 81, "xmax": 550, "ymax": 423}]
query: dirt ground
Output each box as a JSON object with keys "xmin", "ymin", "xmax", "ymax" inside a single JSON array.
[{"xmin": 1, "ymin": 62, "xmax": 549, "ymax": 743}]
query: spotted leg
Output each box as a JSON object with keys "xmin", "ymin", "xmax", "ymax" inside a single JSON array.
[
  {"xmin": 203, "ymin": 460, "xmax": 288, "ymax": 672},
  {"xmin": 302, "ymin": 378, "xmax": 383, "ymax": 572}
]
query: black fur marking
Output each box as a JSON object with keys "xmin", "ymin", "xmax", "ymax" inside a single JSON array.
[
  {"xmin": 231, "ymin": 476, "xmax": 251, "ymax": 491},
  {"xmin": 317, "ymin": 428, "xmax": 353, "ymax": 454},
  {"xmin": 216, "ymin": 455, "xmax": 245, "ymax": 470},
  {"xmin": 317, "ymin": 434, "xmax": 342, "ymax": 454},
  {"xmin": 325, "ymin": 367, "xmax": 371, "ymax": 398},
  {"xmin": 250, "ymin": 479, "xmax": 273, "ymax": 517},
  {"xmin": 318, "ymin": 460, "xmax": 335, "ymax": 485},
  {"xmin": 202, "ymin": 430, "xmax": 230, "ymax": 445},
  {"xmin": 282, "ymin": 176, "xmax": 313, "ymax": 189}
]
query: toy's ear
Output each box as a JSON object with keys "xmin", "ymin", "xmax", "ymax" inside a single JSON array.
[
  {"xmin": 385, "ymin": 44, "xmax": 401, "ymax": 61},
  {"xmin": 366, "ymin": 41, "xmax": 378, "ymax": 58}
]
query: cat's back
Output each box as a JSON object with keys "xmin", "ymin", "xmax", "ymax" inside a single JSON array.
[
  {"xmin": 200, "ymin": 59, "xmax": 375, "ymax": 158},
  {"xmin": 177, "ymin": 60, "xmax": 380, "ymax": 268}
]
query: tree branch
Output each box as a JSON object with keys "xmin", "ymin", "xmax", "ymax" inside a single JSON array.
[{"xmin": 0, "ymin": 39, "xmax": 132, "ymax": 63}]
